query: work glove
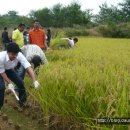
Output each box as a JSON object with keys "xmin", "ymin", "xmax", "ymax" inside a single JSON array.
[
  {"xmin": 8, "ymin": 83, "xmax": 15, "ymax": 91},
  {"xmin": 33, "ymin": 81, "xmax": 40, "ymax": 89},
  {"xmin": 8, "ymin": 83, "xmax": 19, "ymax": 101}
]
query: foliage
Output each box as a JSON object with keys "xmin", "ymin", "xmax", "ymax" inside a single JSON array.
[
  {"xmin": 95, "ymin": 0, "xmax": 130, "ymax": 24},
  {"xmin": 97, "ymin": 22, "xmax": 130, "ymax": 38},
  {"xmin": 0, "ymin": 1, "xmax": 130, "ymax": 38},
  {"xmin": 25, "ymin": 37, "xmax": 129, "ymax": 130},
  {"xmin": 0, "ymin": 11, "xmax": 33, "ymax": 28},
  {"xmin": 0, "ymin": 2, "xmax": 92, "ymax": 29},
  {"xmin": 28, "ymin": 2, "xmax": 92, "ymax": 28}
]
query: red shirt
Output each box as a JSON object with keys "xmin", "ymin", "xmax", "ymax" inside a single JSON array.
[{"xmin": 29, "ymin": 29, "xmax": 46, "ymax": 49}]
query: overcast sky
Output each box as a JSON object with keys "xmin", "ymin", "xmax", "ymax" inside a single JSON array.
[{"xmin": 0, "ymin": 0, "xmax": 124, "ymax": 15}]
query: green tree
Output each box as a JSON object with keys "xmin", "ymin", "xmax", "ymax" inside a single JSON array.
[
  {"xmin": 119, "ymin": 0, "xmax": 130, "ymax": 22},
  {"xmin": 63, "ymin": 2, "xmax": 91, "ymax": 27},
  {"xmin": 51, "ymin": 4, "xmax": 64, "ymax": 27},
  {"xmin": 0, "ymin": 10, "xmax": 32, "ymax": 28},
  {"xmin": 29, "ymin": 2, "xmax": 92, "ymax": 28},
  {"xmin": 7, "ymin": 11, "xmax": 18, "ymax": 17},
  {"xmin": 29, "ymin": 8, "xmax": 52, "ymax": 27},
  {"xmin": 95, "ymin": 3, "xmax": 121, "ymax": 24}
]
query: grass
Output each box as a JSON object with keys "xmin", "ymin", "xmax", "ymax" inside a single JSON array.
[{"xmin": 25, "ymin": 37, "xmax": 130, "ymax": 130}]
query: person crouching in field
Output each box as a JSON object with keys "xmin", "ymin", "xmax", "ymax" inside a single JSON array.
[
  {"xmin": 16, "ymin": 44, "xmax": 48, "ymax": 81},
  {"xmin": 62, "ymin": 37, "xmax": 78, "ymax": 48},
  {"xmin": 0, "ymin": 43, "xmax": 40, "ymax": 110}
]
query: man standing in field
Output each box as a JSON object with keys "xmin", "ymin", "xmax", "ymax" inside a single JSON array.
[
  {"xmin": 46, "ymin": 29, "xmax": 51, "ymax": 48},
  {"xmin": 0, "ymin": 43, "xmax": 39, "ymax": 109},
  {"xmin": 12, "ymin": 23, "xmax": 25, "ymax": 48},
  {"xmin": 23, "ymin": 27, "xmax": 30, "ymax": 45},
  {"xmin": 29, "ymin": 20, "xmax": 47, "ymax": 51},
  {"xmin": 2, "ymin": 27, "xmax": 10, "ymax": 49}
]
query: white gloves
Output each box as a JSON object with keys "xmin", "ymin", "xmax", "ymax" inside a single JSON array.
[
  {"xmin": 8, "ymin": 83, "xmax": 19, "ymax": 101},
  {"xmin": 8, "ymin": 83, "xmax": 15, "ymax": 91},
  {"xmin": 34, "ymin": 81, "xmax": 40, "ymax": 89}
]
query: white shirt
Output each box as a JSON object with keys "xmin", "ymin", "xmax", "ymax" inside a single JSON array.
[
  {"xmin": 21, "ymin": 45, "xmax": 48, "ymax": 64},
  {"xmin": 0, "ymin": 51, "xmax": 31, "ymax": 73},
  {"xmin": 63, "ymin": 38, "xmax": 75, "ymax": 48}
]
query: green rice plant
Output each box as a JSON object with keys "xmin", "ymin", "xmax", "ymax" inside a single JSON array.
[
  {"xmin": 50, "ymin": 30, "xmax": 70, "ymax": 49},
  {"xmin": 51, "ymin": 38, "xmax": 69, "ymax": 49},
  {"xmin": 25, "ymin": 37, "xmax": 130, "ymax": 130}
]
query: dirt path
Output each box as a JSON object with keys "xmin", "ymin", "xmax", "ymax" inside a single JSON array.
[{"xmin": 0, "ymin": 91, "xmax": 45, "ymax": 130}]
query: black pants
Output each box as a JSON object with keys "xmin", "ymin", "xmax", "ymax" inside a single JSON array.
[{"xmin": 0, "ymin": 69, "xmax": 27, "ymax": 109}]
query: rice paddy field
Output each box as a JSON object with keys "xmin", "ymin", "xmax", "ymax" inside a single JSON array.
[{"xmin": 25, "ymin": 37, "xmax": 130, "ymax": 130}]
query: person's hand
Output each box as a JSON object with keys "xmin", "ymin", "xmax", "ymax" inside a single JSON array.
[
  {"xmin": 34, "ymin": 81, "xmax": 40, "ymax": 89},
  {"xmin": 8, "ymin": 83, "xmax": 15, "ymax": 91},
  {"xmin": 8, "ymin": 83, "xmax": 19, "ymax": 101}
]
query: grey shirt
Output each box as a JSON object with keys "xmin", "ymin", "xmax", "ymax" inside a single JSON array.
[{"xmin": 21, "ymin": 45, "xmax": 48, "ymax": 64}]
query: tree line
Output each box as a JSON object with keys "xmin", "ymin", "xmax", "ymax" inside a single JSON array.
[
  {"xmin": 0, "ymin": 2, "xmax": 91, "ymax": 28},
  {"xmin": 0, "ymin": 0, "xmax": 130, "ymax": 38}
]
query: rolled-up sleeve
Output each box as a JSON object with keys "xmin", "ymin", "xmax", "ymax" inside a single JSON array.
[
  {"xmin": 0, "ymin": 60, "xmax": 5, "ymax": 73},
  {"xmin": 18, "ymin": 52, "xmax": 31, "ymax": 69}
]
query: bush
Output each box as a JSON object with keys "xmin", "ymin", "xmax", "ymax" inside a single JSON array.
[
  {"xmin": 64, "ymin": 28, "xmax": 89, "ymax": 37},
  {"xmin": 50, "ymin": 27, "xmax": 89, "ymax": 38},
  {"xmin": 97, "ymin": 23, "xmax": 130, "ymax": 38}
]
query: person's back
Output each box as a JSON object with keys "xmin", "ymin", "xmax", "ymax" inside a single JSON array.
[
  {"xmin": 62, "ymin": 38, "xmax": 74, "ymax": 48},
  {"xmin": 67, "ymin": 38, "xmax": 75, "ymax": 48},
  {"xmin": 21, "ymin": 44, "xmax": 48, "ymax": 64},
  {"xmin": 62, "ymin": 37, "xmax": 78, "ymax": 48}
]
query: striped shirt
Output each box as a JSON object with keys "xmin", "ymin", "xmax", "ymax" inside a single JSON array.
[{"xmin": 21, "ymin": 45, "xmax": 48, "ymax": 64}]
